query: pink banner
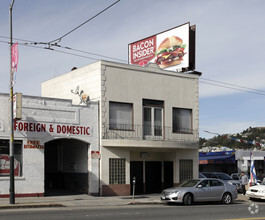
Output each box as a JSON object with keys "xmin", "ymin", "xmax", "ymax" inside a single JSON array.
[{"xmin": 11, "ymin": 42, "xmax": 18, "ymax": 72}]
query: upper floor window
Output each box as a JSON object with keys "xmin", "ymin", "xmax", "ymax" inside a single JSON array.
[
  {"xmin": 109, "ymin": 101, "xmax": 133, "ymax": 130},
  {"xmin": 143, "ymin": 99, "xmax": 164, "ymax": 137},
  {"xmin": 172, "ymin": 108, "xmax": 192, "ymax": 133}
]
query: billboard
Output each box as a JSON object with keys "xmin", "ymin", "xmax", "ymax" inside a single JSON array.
[{"xmin": 128, "ymin": 23, "xmax": 195, "ymax": 72}]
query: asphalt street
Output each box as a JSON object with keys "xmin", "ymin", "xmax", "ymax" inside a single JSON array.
[
  {"xmin": 1, "ymin": 202, "xmax": 265, "ymax": 220},
  {"xmin": 0, "ymin": 194, "xmax": 265, "ymax": 220}
]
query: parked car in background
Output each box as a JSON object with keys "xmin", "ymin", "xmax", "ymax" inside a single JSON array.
[
  {"xmin": 160, "ymin": 178, "xmax": 238, "ymax": 205},
  {"xmin": 231, "ymin": 173, "xmax": 261, "ymax": 186},
  {"xmin": 231, "ymin": 173, "xmax": 241, "ymax": 180},
  {"xmin": 246, "ymin": 181, "xmax": 265, "ymax": 200},
  {"xmin": 200, "ymin": 172, "xmax": 241, "ymax": 192}
]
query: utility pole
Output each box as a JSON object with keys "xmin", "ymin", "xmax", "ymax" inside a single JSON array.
[{"xmin": 9, "ymin": 0, "xmax": 15, "ymax": 205}]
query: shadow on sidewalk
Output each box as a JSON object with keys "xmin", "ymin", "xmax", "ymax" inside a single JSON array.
[{"xmin": 45, "ymin": 189, "xmax": 84, "ymax": 197}]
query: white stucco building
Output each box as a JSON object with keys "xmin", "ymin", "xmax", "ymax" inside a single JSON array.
[
  {"xmin": 42, "ymin": 60, "xmax": 200, "ymax": 196},
  {"xmin": 0, "ymin": 94, "xmax": 98, "ymax": 197}
]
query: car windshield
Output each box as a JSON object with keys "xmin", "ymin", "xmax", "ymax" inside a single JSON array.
[
  {"xmin": 201, "ymin": 173, "xmax": 211, "ymax": 178},
  {"xmin": 216, "ymin": 173, "xmax": 232, "ymax": 180},
  {"xmin": 179, "ymin": 179, "xmax": 200, "ymax": 187}
]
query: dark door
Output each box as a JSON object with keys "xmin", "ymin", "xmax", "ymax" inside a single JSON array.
[
  {"xmin": 145, "ymin": 161, "xmax": 162, "ymax": 193},
  {"xmin": 130, "ymin": 161, "xmax": 144, "ymax": 195},
  {"xmin": 164, "ymin": 161, "xmax": 173, "ymax": 189}
]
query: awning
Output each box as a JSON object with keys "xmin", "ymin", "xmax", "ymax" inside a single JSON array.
[{"xmin": 199, "ymin": 154, "xmax": 235, "ymax": 164}]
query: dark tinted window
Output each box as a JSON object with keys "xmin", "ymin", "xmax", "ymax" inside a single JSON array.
[
  {"xmin": 210, "ymin": 180, "xmax": 224, "ymax": 187},
  {"xmin": 200, "ymin": 180, "xmax": 210, "ymax": 187},
  {"xmin": 215, "ymin": 173, "xmax": 232, "ymax": 180},
  {"xmin": 202, "ymin": 173, "xmax": 217, "ymax": 178},
  {"xmin": 179, "ymin": 179, "xmax": 200, "ymax": 187}
]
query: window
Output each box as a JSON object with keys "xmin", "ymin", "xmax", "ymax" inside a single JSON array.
[
  {"xmin": 109, "ymin": 102, "xmax": 133, "ymax": 130},
  {"xmin": 173, "ymin": 108, "xmax": 192, "ymax": 133},
  {"xmin": 109, "ymin": 158, "xmax": 126, "ymax": 184},
  {"xmin": 179, "ymin": 159, "xmax": 193, "ymax": 183},
  {"xmin": 210, "ymin": 180, "xmax": 224, "ymax": 187},
  {"xmin": 143, "ymin": 99, "xmax": 163, "ymax": 137},
  {"xmin": 0, "ymin": 139, "xmax": 22, "ymax": 177},
  {"xmin": 200, "ymin": 180, "xmax": 210, "ymax": 187}
]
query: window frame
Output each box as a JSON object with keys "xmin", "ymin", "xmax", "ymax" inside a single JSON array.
[
  {"xmin": 0, "ymin": 139, "xmax": 23, "ymax": 177},
  {"xmin": 179, "ymin": 159, "xmax": 193, "ymax": 183},
  {"xmin": 109, "ymin": 101, "xmax": 133, "ymax": 131},
  {"xmin": 172, "ymin": 107, "xmax": 193, "ymax": 134},
  {"xmin": 143, "ymin": 99, "xmax": 164, "ymax": 138}
]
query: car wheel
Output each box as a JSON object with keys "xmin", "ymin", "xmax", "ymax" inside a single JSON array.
[
  {"xmin": 183, "ymin": 193, "xmax": 193, "ymax": 205},
  {"xmin": 222, "ymin": 192, "xmax": 232, "ymax": 204}
]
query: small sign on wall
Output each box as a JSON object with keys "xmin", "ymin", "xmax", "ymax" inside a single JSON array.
[
  {"xmin": 24, "ymin": 140, "xmax": 44, "ymax": 149},
  {"xmin": 140, "ymin": 152, "xmax": 149, "ymax": 159},
  {"xmin": 13, "ymin": 93, "xmax": 22, "ymax": 120},
  {"xmin": 91, "ymin": 151, "xmax": 101, "ymax": 159}
]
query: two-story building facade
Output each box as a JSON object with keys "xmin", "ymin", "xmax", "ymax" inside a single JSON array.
[{"xmin": 41, "ymin": 60, "xmax": 200, "ymax": 196}]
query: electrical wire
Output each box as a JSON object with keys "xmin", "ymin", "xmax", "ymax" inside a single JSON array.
[
  {"xmin": 52, "ymin": 44, "xmax": 127, "ymax": 63},
  {"xmin": 200, "ymin": 77, "xmax": 265, "ymax": 95},
  {"xmin": 1, "ymin": 38, "xmax": 265, "ymax": 97},
  {"xmin": 48, "ymin": 0, "xmax": 120, "ymax": 44},
  {"xmin": 199, "ymin": 81, "xmax": 265, "ymax": 96}
]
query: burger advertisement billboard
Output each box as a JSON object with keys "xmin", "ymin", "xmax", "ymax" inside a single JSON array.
[{"xmin": 128, "ymin": 23, "xmax": 195, "ymax": 71}]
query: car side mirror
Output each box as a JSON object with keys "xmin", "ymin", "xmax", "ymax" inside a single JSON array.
[{"xmin": 197, "ymin": 185, "xmax": 202, "ymax": 188}]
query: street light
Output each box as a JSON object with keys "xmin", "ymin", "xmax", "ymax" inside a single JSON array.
[{"xmin": 9, "ymin": 0, "xmax": 15, "ymax": 205}]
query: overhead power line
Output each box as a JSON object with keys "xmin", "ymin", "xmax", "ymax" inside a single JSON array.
[
  {"xmin": 200, "ymin": 80, "xmax": 265, "ymax": 96},
  {"xmin": 1, "ymin": 38, "xmax": 265, "ymax": 97},
  {"xmin": 200, "ymin": 77, "xmax": 265, "ymax": 95},
  {"xmin": 48, "ymin": 0, "xmax": 120, "ymax": 44}
]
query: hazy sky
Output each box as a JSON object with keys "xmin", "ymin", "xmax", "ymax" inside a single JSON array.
[{"xmin": 1, "ymin": 0, "xmax": 265, "ymax": 139}]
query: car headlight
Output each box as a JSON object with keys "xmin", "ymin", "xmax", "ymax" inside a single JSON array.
[
  {"xmin": 260, "ymin": 190, "xmax": 265, "ymax": 193},
  {"xmin": 169, "ymin": 191, "xmax": 178, "ymax": 195}
]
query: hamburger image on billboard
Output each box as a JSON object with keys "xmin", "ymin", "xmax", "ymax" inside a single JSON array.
[
  {"xmin": 129, "ymin": 23, "xmax": 190, "ymax": 71},
  {"xmin": 154, "ymin": 35, "xmax": 186, "ymax": 69}
]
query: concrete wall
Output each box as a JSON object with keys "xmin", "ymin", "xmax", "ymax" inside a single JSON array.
[
  {"xmin": 41, "ymin": 62, "xmax": 102, "ymax": 104},
  {"xmin": 0, "ymin": 93, "xmax": 99, "ymax": 196}
]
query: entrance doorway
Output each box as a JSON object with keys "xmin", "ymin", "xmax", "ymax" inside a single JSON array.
[
  {"xmin": 130, "ymin": 161, "xmax": 144, "ymax": 195},
  {"xmin": 163, "ymin": 161, "xmax": 174, "ymax": 189},
  {"xmin": 45, "ymin": 139, "xmax": 89, "ymax": 195},
  {"xmin": 145, "ymin": 161, "xmax": 162, "ymax": 193}
]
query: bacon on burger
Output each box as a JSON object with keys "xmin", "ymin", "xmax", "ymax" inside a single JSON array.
[{"xmin": 154, "ymin": 36, "xmax": 186, "ymax": 69}]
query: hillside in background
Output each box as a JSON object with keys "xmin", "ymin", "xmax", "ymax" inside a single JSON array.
[{"xmin": 199, "ymin": 127, "xmax": 265, "ymax": 150}]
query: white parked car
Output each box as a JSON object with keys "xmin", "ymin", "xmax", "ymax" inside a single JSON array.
[{"xmin": 246, "ymin": 182, "xmax": 265, "ymax": 200}]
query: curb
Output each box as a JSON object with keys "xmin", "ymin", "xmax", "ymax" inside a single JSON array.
[
  {"xmin": 128, "ymin": 201, "xmax": 164, "ymax": 205},
  {"xmin": 0, "ymin": 203, "xmax": 64, "ymax": 209}
]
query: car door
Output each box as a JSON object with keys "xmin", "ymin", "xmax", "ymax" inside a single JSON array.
[
  {"xmin": 194, "ymin": 180, "xmax": 211, "ymax": 201},
  {"xmin": 209, "ymin": 179, "xmax": 225, "ymax": 200}
]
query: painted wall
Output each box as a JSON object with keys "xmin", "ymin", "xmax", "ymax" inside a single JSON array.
[{"xmin": 0, "ymin": 93, "xmax": 99, "ymax": 196}]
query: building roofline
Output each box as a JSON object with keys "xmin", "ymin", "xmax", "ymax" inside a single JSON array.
[{"xmin": 0, "ymin": 92, "xmax": 98, "ymax": 107}]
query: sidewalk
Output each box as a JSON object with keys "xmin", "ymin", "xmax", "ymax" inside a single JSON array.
[
  {"xmin": 0, "ymin": 194, "xmax": 162, "ymax": 209},
  {"xmin": 0, "ymin": 194, "xmax": 249, "ymax": 210}
]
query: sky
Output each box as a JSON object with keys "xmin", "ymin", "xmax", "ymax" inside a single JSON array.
[{"xmin": 0, "ymin": 0, "xmax": 265, "ymax": 139}]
